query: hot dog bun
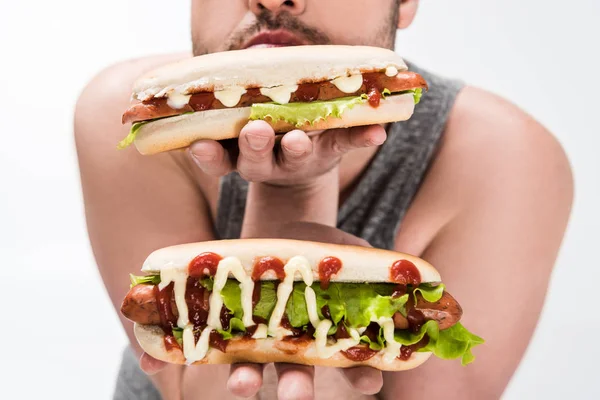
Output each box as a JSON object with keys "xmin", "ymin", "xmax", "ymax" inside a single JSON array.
[
  {"xmin": 140, "ymin": 238, "xmax": 441, "ymax": 284},
  {"xmin": 132, "ymin": 92, "xmax": 415, "ymax": 155},
  {"xmin": 132, "ymin": 45, "xmax": 408, "ymax": 101},
  {"xmin": 135, "ymin": 324, "xmax": 432, "ymax": 371}
]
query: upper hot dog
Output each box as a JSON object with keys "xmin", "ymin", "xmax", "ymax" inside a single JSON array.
[{"xmin": 117, "ymin": 45, "xmax": 428, "ymax": 155}]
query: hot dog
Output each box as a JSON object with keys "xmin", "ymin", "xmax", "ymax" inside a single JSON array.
[
  {"xmin": 121, "ymin": 239, "xmax": 483, "ymax": 371},
  {"xmin": 117, "ymin": 45, "xmax": 427, "ymax": 155}
]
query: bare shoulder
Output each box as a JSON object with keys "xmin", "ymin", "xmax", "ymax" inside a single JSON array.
[
  {"xmin": 397, "ymin": 85, "xmax": 573, "ymax": 254},
  {"xmin": 443, "ymin": 85, "xmax": 574, "ymax": 211}
]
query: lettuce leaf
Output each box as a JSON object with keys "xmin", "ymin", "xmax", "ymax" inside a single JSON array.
[
  {"xmin": 413, "ymin": 283, "xmax": 445, "ymax": 304},
  {"xmin": 254, "ymin": 282, "xmax": 277, "ymax": 321},
  {"xmin": 250, "ymin": 95, "xmax": 368, "ymax": 128},
  {"xmin": 394, "ymin": 321, "xmax": 484, "ymax": 365},
  {"xmin": 117, "ymin": 121, "xmax": 146, "ymax": 150},
  {"xmin": 172, "ymin": 327, "xmax": 183, "ymax": 346},
  {"xmin": 218, "ymin": 318, "xmax": 246, "ymax": 339},
  {"xmin": 129, "ymin": 273, "xmax": 160, "ymax": 288}
]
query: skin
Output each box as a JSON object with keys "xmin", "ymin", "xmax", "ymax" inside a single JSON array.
[{"xmin": 74, "ymin": 0, "xmax": 573, "ymax": 399}]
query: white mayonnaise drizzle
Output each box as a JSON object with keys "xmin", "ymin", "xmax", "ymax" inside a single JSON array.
[
  {"xmin": 166, "ymin": 92, "xmax": 191, "ymax": 109},
  {"xmin": 260, "ymin": 85, "xmax": 298, "ymax": 104},
  {"xmin": 267, "ymin": 256, "xmax": 315, "ymax": 338},
  {"xmin": 331, "ymin": 74, "xmax": 363, "ymax": 93},
  {"xmin": 183, "ymin": 324, "xmax": 211, "ymax": 364},
  {"xmin": 207, "ymin": 257, "xmax": 255, "ymax": 329},
  {"xmin": 214, "ymin": 86, "xmax": 246, "ymax": 107},
  {"xmin": 252, "ymin": 323, "xmax": 268, "ymax": 339},
  {"xmin": 378, "ymin": 317, "xmax": 402, "ymax": 363},
  {"xmin": 385, "ymin": 66, "xmax": 399, "ymax": 77},
  {"xmin": 159, "ymin": 268, "xmax": 189, "ymax": 328},
  {"xmin": 315, "ymin": 319, "xmax": 361, "ymax": 359}
]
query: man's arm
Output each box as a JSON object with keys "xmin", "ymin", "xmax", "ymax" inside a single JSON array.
[
  {"xmin": 383, "ymin": 87, "xmax": 574, "ymax": 398},
  {"xmin": 74, "ymin": 56, "xmax": 214, "ymax": 399}
]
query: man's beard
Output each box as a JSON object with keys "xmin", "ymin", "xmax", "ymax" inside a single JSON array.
[{"xmin": 193, "ymin": 8, "xmax": 397, "ymax": 56}]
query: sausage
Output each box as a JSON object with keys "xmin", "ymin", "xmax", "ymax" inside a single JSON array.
[
  {"xmin": 122, "ymin": 71, "xmax": 428, "ymax": 124},
  {"xmin": 393, "ymin": 291, "xmax": 463, "ymax": 330},
  {"xmin": 414, "ymin": 291, "xmax": 463, "ymax": 330},
  {"xmin": 120, "ymin": 284, "xmax": 178, "ymax": 325}
]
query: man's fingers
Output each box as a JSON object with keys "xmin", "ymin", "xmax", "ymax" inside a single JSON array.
[
  {"xmin": 237, "ymin": 120, "xmax": 276, "ymax": 181},
  {"xmin": 318, "ymin": 124, "xmax": 387, "ymax": 157},
  {"xmin": 189, "ymin": 139, "xmax": 233, "ymax": 176},
  {"xmin": 227, "ymin": 363, "xmax": 264, "ymax": 398},
  {"xmin": 340, "ymin": 367, "xmax": 383, "ymax": 395},
  {"xmin": 279, "ymin": 130, "xmax": 313, "ymax": 171},
  {"xmin": 275, "ymin": 363, "xmax": 315, "ymax": 400},
  {"xmin": 139, "ymin": 352, "xmax": 167, "ymax": 375}
]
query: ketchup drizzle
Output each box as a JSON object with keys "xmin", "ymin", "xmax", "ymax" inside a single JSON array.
[
  {"xmin": 188, "ymin": 252, "xmax": 222, "ymax": 278},
  {"xmin": 252, "ymin": 256, "xmax": 285, "ymax": 281},
  {"xmin": 318, "ymin": 256, "xmax": 342, "ymax": 290},
  {"xmin": 390, "ymin": 260, "xmax": 421, "ymax": 286}
]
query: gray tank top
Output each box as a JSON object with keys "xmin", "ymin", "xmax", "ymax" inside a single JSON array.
[
  {"xmin": 112, "ymin": 62, "xmax": 463, "ymax": 400},
  {"xmin": 216, "ymin": 63, "xmax": 463, "ymax": 249}
]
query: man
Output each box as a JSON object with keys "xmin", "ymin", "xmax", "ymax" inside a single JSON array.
[{"xmin": 74, "ymin": 1, "xmax": 573, "ymax": 399}]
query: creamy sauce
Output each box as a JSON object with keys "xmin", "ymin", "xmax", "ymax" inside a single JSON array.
[
  {"xmin": 252, "ymin": 324, "xmax": 268, "ymax": 339},
  {"xmin": 378, "ymin": 317, "xmax": 402, "ymax": 363},
  {"xmin": 267, "ymin": 256, "xmax": 314, "ymax": 338},
  {"xmin": 166, "ymin": 92, "xmax": 191, "ymax": 109},
  {"xmin": 207, "ymin": 257, "xmax": 255, "ymax": 329},
  {"xmin": 385, "ymin": 66, "xmax": 399, "ymax": 77},
  {"xmin": 183, "ymin": 324, "xmax": 211, "ymax": 364},
  {"xmin": 214, "ymin": 86, "xmax": 247, "ymax": 107},
  {"xmin": 315, "ymin": 319, "xmax": 360, "ymax": 359},
  {"xmin": 260, "ymin": 85, "xmax": 298, "ymax": 104},
  {"xmin": 331, "ymin": 74, "xmax": 363, "ymax": 93}
]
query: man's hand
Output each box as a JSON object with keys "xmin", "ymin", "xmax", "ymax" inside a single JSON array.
[
  {"xmin": 138, "ymin": 222, "xmax": 384, "ymax": 399},
  {"xmin": 188, "ymin": 120, "xmax": 386, "ymax": 186}
]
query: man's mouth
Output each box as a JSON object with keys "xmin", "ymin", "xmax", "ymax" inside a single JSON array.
[{"xmin": 242, "ymin": 29, "xmax": 308, "ymax": 49}]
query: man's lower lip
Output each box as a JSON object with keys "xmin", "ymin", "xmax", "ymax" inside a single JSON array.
[{"xmin": 246, "ymin": 43, "xmax": 301, "ymax": 49}]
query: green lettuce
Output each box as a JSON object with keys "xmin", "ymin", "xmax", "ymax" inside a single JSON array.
[
  {"xmin": 250, "ymin": 95, "xmax": 368, "ymax": 128},
  {"xmin": 172, "ymin": 327, "xmax": 183, "ymax": 346},
  {"xmin": 394, "ymin": 321, "xmax": 484, "ymax": 366},
  {"xmin": 413, "ymin": 283, "xmax": 445, "ymax": 304},
  {"xmin": 117, "ymin": 121, "xmax": 146, "ymax": 150},
  {"xmin": 129, "ymin": 273, "xmax": 160, "ymax": 288}
]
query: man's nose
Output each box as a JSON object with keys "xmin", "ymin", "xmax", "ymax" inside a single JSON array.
[{"xmin": 248, "ymin": 0, "xmax": 305, "ymax": 15}]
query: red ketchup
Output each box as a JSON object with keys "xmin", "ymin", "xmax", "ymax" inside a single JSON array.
[
  {"xmin": 342, "ymin": 346, "xmax": 379, "ymax": 362},
  {"xmin": 185, "ymin": 278, "xmax": 209, "ymax": 331},
  {"xmin": 189, "ymin": 92, "xmax": 215, "ymax": 111},
  {"xmin": 154, "ymin": 283, "xmax": 179, "ymax": 350},
  {"xmin": 188, "ymin": 252, "xmax": 222, "ymax": 278},
  {"xmin": 398, "ymin": 336, "xmax": 430, "ymax": 361},
  {"xmin": 390, "ymin": 260, "xmax": 421, "ymax": 286},
  {"xmin": 318, "ymin": 256, "xmax": 342, "ymax": 290},
  {"xmin": 363, "ymin": 73, "xmax": 383, "ymax": 108},
  {"xmin": 252, "ymin": 256, "xmax": 285, "ymax": 281},
  {"xmin": 209, "ymin": 330, "xmax": 229, "ymax": 353},
  {"xmin": 295, "ymin": 83, "xmax": 320, "ymax": 102}
]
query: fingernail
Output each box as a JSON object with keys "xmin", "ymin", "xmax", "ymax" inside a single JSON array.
[
  {"xmin": 190, "ymin": 150, "xmax": 215, "ymax": 163},
  {"xmin": 246, "ymin": 134, "xmax": 270, "ymax": 151}
]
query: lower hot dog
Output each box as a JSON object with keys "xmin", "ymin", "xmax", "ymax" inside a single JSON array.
[{"xmin": 122, "ymin": 239, "xmax": 483, "ymax": 371}]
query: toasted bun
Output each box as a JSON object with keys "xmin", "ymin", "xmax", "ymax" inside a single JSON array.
[
  {"xmin": 134, "ymin": 324, "xmax": 432, "ymax": 371},
  {"xmin": 133, "ymin": 93, "xmax": 415, "ymax": 155},
  {"xmin": 141, "ymin": 237, "xmax": 441, "ymax": 284},
  {"xmin": 132, "ymin": 45, "xmax": 408, "ymax": 101}
]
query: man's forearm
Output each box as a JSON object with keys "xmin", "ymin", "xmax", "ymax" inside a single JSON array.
[{"xmin": 240, "ymin": 168, "xmax": 339, "ymax": 238}]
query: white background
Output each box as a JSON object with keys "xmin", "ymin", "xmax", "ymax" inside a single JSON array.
[{"xmin": 0, "ymin": 1, "xmax": 598, "ymax": 398}]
